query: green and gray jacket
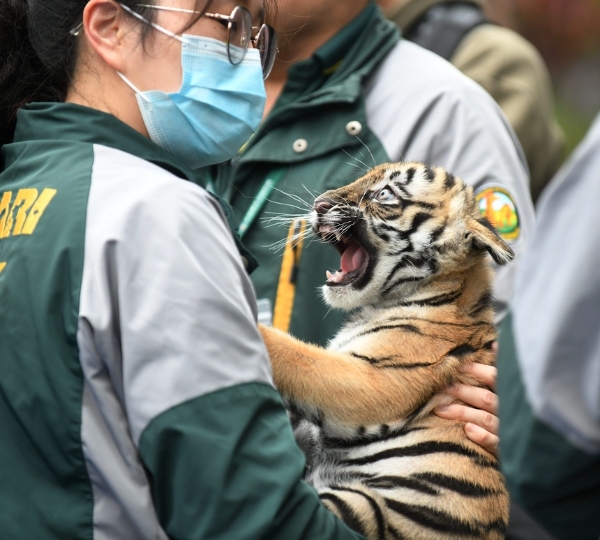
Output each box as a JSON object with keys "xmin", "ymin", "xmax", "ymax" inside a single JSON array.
[
  {"xmin": 212, "ymin": 2, "xmax": 534, "ymax": 346},
  {"xmin": 498, "ymin": 113, "xmax": 600, "ymax": 540},
  {"xmin": 0, "ymin": 103, "xmax": 363, "ymax": 540}
]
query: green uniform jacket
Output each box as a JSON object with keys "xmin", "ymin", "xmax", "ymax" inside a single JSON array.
[
  {"xmin": 212, "ymin": 3, "xmax": 534, "ymax": 346},
  {"xmin": 0, "ymin": 103, "xmax": 363, "ymax": 540}
]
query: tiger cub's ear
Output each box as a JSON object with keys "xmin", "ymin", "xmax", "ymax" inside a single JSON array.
[{"xmin": 466, "ymin": 217, "xmax": 515, "ymax": 265}]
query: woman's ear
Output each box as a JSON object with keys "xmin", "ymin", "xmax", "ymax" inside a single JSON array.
[
  {"xmin": 466, "ymin": 217, "xmax": 514, "ymax": 265},
  {"xmin": 82, "ymin": 0, "xmax": 133, "ymax": 72}
]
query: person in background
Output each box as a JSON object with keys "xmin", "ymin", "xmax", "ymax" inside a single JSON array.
[
  {"xmin": 498, "ymin": 111, "xmax": 600, "ymax": 540},
  {"xmin": 211, "ymin": 0, "xmax": 533, "ymax": 346},
  {"xmin": 377, "ymin": 0, "xmax": 566, "ymax": 204}
]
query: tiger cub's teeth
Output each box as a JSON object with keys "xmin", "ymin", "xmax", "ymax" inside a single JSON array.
[{"xmin": 326, "ymin": 270, "xmax": 333, "ymax": 280}]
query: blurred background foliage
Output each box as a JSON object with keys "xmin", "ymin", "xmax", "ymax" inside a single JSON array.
[{"xmin": 486, "ymin": 0, "xmax": 600, "ymax": 158}]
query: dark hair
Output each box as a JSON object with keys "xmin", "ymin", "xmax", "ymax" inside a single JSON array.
[{"xmin": 0, "ymin": 0, "xmax": 211, "ymax": 147}]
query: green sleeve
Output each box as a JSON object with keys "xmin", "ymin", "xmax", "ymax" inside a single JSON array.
[{"xmin": 139, "ymin": 383, "xmax": 365, "ymax": 540}]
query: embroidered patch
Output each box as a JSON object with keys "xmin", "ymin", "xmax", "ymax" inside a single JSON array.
[{"xmin": 476, "ymin": 187, "xmax": 520, "ymax": 241}]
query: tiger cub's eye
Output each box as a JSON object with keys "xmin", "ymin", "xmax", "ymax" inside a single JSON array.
[{"xmin": 376, "ymin": 187, "xmax": 396, "ymax": 202}]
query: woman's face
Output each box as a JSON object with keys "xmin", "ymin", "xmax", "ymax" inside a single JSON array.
[{"xmin": 125, "ymin": 0, "xmax": 265, "ymax": 93}]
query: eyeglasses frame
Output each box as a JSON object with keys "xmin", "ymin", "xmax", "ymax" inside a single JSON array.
[
  {"xmin": 135, "ymin": 4, "xmax": 277, "ymax": 77},
  {"xmin": 70, "ymin": 4, "xmax": 277, "ymax": 78}
]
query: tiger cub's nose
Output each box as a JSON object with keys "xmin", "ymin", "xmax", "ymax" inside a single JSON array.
[{"xmin": 314, "ymin": 199, "xmax": 334, "ymax": 215}]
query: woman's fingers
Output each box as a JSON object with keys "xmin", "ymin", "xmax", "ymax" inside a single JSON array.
[
  {"xmin": 444, "ymin": 382, "xmax": 498, "ymax": 415},
  {"xmin": 464, "ymin": 422, "xmax": 499, "ymax": 457},
  {"xmin": 433, "ymin": 359, "xmax": 500, "ymax": 456},
  {"xmin": 434, "ymin": 400, "xmax": 498, "ymax": 433},
  {"xmin": 460, "ymin": 361, "xmax": 497, "ymax": 391},
  {"xmin": 434, "ymin": 402, "xmax": 499, "ymax": 456}
]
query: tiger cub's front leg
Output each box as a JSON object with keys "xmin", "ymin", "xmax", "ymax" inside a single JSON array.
[{"xmin": 259, "ymin": 324, "xmax": 464, "ymax": 429}]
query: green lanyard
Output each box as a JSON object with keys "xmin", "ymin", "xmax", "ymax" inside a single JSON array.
[{"xmin": 238, "ymin": 168, "xmax": 286, "ymax": 239}]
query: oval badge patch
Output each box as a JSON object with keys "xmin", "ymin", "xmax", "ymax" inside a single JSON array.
[{"xmin": 476, "ymin": 187, "xmax": 520, "ymax": 241}]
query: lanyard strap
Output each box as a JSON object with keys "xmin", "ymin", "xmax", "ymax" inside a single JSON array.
[{"xmin": 238, "ymin": 168, "xmax": 286, "ymax": 239}]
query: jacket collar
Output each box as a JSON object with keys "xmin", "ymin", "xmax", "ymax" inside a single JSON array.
[
  {"xmin": 275, "ymin": 3, "xmax": 399, "ymax": 108},
  {"xmin": 8, "ymin": 102, "xmax": 259, "ymax": 272},
  {"xmin": 9, "ymin": 102, "xmax": 203, "ymax": 186},
  {"xmin": 238, "ymin": 4, "xmax": 400, "ymax": 164},
  {"xmin": 312, "ymin": 2, "xmax": 379, "ymax": 74}
]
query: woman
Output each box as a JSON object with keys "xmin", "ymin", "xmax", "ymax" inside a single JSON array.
[{"xmin": 0, "ymin": 1, "xmax": 499, "ymax": 538}]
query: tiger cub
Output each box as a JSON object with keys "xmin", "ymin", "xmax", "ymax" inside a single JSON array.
[{"xmin": 260, "ymin": 162, "xmax": 512, "ymax": 540}]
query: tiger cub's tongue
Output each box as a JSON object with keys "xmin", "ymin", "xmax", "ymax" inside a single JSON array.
[
  {"xmin": 341, "ymin": 241, "xmax": 366, "ymax": 273},
  {"xmin": 326, "ymin": 241, "xmax": 367, "ymax": 284}
]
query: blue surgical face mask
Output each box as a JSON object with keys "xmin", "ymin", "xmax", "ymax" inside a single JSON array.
[{"xmin": 118, "ymin": 34, "xmax": 266, "ymax": 169}]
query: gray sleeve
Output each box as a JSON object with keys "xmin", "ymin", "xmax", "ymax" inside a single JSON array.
[
  {"xmin": 80, "ymin": 144, "xmax": 274, "ymax": 446},
  {"xmin": 364, "ymin": 40, "xmax": 535, "ymax": 322},
  {"xmin": 511, "ymin": 113, "xmax": 600, "ymax": 454}
]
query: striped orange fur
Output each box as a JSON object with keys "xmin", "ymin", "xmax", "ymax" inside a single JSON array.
[{"xmin": 260, "ymin": 162, "xmax": 512, "ymax": 539}]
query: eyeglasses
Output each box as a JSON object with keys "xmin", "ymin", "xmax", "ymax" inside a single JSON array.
[{"xmin": 135, "ymin": 4, "xmax": 278, "ymax": 78}]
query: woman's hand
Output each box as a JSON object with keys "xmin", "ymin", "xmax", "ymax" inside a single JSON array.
[{"xmin": 434, "ymin": 361, "xmax": 499, "ymax": 456}]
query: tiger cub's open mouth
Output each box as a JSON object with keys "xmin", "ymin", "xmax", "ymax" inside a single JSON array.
[{"xmin": 316, "ymin": 224, "xmax": 370, "ymax": 287}]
